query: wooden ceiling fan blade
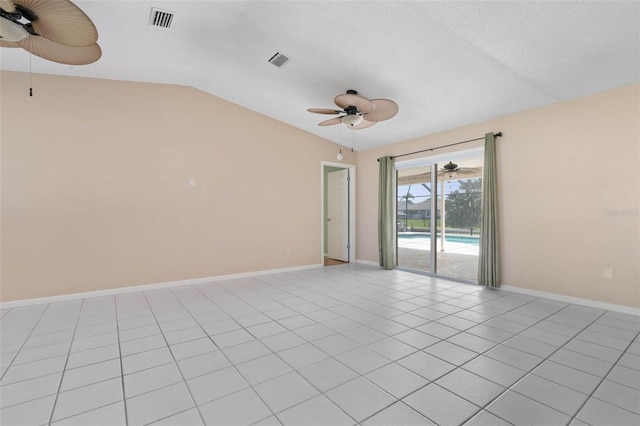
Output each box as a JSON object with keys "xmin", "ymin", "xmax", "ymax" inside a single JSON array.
[
  {"xmin": 348, "ymin": 119, "xmax": 377, "ymax": 130},
  {"xmin": 334, "ymin": 93, "xmax": 374, "ymax": 113},
  {"xmin": 308, "ymin": 108, "xmax": 342, "ymax": 115},
  {"xmin": 16, "ymin": 0, "xmax": 98, "ymax": 47},
  {"xmin": 0, "ymin": 39, "xmax": 21, "ymax": 47},
  {"xmin": 458, "ymin": 168, "xmax": 481, "ymax": 174},
  {"xmin": 0, "ymin": 0, "xmax": 16, "ymax": 12},
  {"xmin": 366, "ymin": 99, "xmax": 399, "ymax": 122},
  {"xmin": 318, "ymin": 117, "xmax": 343, "ymax": 126},
  {"xmin": 20, "ymin": 35, "xmax": 101, "ymax": 64}
]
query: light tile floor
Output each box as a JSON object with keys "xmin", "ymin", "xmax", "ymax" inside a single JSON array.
[{"xmin": 1, "ymin": 264, "xmax": 639, "ymax": 426}]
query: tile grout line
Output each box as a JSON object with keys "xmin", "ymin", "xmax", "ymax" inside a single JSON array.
[
  {"xmin": 357, "ymin": 292, "xmax": 611, "ymax": 424},
  {"xmin": 3, "ymin": 265, "xmax": 638, "ymax": 426},
  {"xmin": 318, "ymin": 271, "xmax": 511, "ymax": 423},
  {"xmin": 2, "ymin": 310, "xmax": 132, "ymax": 418},
  {"xmin": 182, "ymin": 282, "xmax": 324, "ymax": 423},
  {"xmin": 202, "ymin": 269, "xmax": 560, "ymax": 425},
  {"xmin": 86, "ymin": 277, "xmax": 640, "ymax": 424},
  {"xmin": 0, "ymin": 307, "xmax": 11, "ymax": 320},
  {"xmin": 0, "ymin": 304, "xmax": 52, "ymax": 384},
  {"xmin": 356, "ymin": 290, "xmax": 561, "ymax": 425},
  {"xmin": 191, "ymin": 274, "xmax": 496, "ymax": 425},
  {"xmin": 468, "ymin": 305, "xmax": 613, "ymax": 425},
  {"xmin": 168, "ymin": 284, "xmax": 287, "ymax": 425},
  {"xmin": 46, "ymin": 298, "xmax": 143, "ymax": 424},
  {"xmin": 113, "ymin": 294, "xmax": 130, "ymax": 426},
  {"xmin": 181, "ymin": 269, "xmax": 638, "ymax": 425},
  {"xmin": 46, "ymin": 299, "xmax": 85, "ymax": 425},
  {"xmin": 464, "ymin": 303, "xmax": 620, "ymax": 424},
  {"xmin": 138, "ymin": 290, "xmax": 209, "ymax": 426},
  {"xmin": 180, "ymin": 283, "xmax": 362, "ymax": 424},
  {"xmin": 567, "ymin": 327, "xmax": 640, "ymax": 424}
]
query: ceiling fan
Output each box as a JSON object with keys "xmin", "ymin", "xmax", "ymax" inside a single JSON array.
[
  {"xmin": 0, "ymin": 0, "xmax": 101, "ymax": 65},
  {"xmin": 439, "ymin": 161, "xmax": 481, "ymax": 179},
  {"xmin": 308, "ymin": 90, "xmax": 398, "ymax": 130}
]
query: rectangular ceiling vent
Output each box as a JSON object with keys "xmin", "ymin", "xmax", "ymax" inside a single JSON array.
[
  {"xmin": 268, "ymin": 52, "xmax": 289, "ymax": 67},
  {"xmin": 149, "ymin": 8, "xmax": 174, "ymax": 28}
]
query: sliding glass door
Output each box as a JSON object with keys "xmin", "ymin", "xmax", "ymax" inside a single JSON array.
[
  {"xmin": 435, "ymin": 176, "xmax": 481, "ymax": 281},
  {"xmin": 397, "ymin": 165, "xmax": 433, "ymax": 273},
  {"xmin": 396, "ymin": 150, "xmax": 483, "ymax": 282}
]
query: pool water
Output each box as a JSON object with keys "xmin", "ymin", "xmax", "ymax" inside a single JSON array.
[
  {"xmin": 398, "ymin": 233, "xmax": 479, "ymax": 246},
  {"xmin": 445, "ymin": 235, "xmax": 480, "ymax": 245}
]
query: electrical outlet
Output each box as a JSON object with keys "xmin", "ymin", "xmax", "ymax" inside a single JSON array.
[
  {"xmin": 286, "ymin": 247, "xmax": 291, "ymax": 255},
  {"xmin": 603, "ymin": 267, "xmax": 614, "ymax": 280}
]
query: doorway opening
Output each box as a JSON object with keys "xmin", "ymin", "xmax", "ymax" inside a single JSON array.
[{"xmin": 321, "ymin": 162, "xmax": 356, "ymax": 267}]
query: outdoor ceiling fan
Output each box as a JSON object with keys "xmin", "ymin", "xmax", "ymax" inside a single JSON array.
[
  {"xmin": 439, "ymin": 161, "xmax": 480, "ymax": 179},
  {"xmin": 0, "ymin": 0, "xmax": 101, "ymax": 65},
  {"xmin": 308, "ymin": 90, "xmax": 398, "ymax": 129}
]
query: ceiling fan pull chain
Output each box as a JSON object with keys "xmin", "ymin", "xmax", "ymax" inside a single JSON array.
[{"xmin": 29, "ymin": 52, "xmax": 33, "ymax": 97}]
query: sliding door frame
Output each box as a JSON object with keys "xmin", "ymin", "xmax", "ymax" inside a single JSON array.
[{"xmin": 395, "ymin": 148, "xmax": 484, "ymax": 284}]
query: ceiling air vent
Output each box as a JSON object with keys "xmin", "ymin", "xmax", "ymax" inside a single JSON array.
[
  {"xmin": 149, "ymin": 8, "xmax": 174, "ymax": 28},
  {"xmin": 268, "ymin": 52, "xmax": 289, "ymax": 67}
]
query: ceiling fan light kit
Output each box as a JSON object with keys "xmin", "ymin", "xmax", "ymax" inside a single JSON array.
[
  {"xmin": 0, "ymin": 15, "xmax": 28, "ymax": 41},
  {"xmin": 308, "ymin": 89, "xmax": 398, "ymax": 130},
  {"xmin": 0, "ymin": 0, "xmax": 101, "ymax": 65},
  {"xmin": 341, "ymin": 114, "xmax": 363, "ymax": 127}
]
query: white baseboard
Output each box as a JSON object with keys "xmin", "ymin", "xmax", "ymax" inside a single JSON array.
[
  {"xmin": 355, "ymin": 259, "xmax": 379, "ymax": 267},
  {"xmin": 352, "ymin": 261, "xmax": 638, "ymax": 316},
  {"xmin": 0, "ymin": 264, "xmax": 323, "ymax": 309},
  {"xmin": 4, "ymin": 264, "xmax": 636, "ymax": 318},
  {"xmin": 500, "ymin": 284, "xmax": 640, "ymax": 317}
]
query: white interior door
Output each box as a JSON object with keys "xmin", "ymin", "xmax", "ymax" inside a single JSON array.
[{"xmin": 327, "ymin": 169, "xmax": 349, "ymax": 262}]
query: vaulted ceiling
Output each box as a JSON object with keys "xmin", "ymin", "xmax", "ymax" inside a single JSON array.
[{"xmin": 1, "ymin": 1, "xmax": 638, "ymax": 151}]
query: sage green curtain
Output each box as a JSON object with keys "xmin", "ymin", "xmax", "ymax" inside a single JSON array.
[
  {"xmin": 478, "ymin": 133, "xmax": 500, "ymax": 287},
  {"xmin": 378, "ymin": 156, "xmax": 396, "ymax": 270}
]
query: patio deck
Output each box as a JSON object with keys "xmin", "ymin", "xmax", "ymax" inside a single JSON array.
[{"xmin": 398, "ymin": 243, "xmax": 479, "ymax": 282}]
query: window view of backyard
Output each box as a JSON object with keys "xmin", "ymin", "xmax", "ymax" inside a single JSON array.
[{"xmin": 397, "ymin": 161, "xmax": 482, "ymax": 281}]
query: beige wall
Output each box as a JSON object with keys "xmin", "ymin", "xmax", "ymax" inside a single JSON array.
[
  {"xmin": 0, "ymin": 71, "xmax": 356, "ymax": 302},
  {"xmin": 357, "ymin": 84, "xmax": 640, "ymax": 308},
  {"xmin": 2, "ymin": 71, "xmax": 638, "ymax": 309}
]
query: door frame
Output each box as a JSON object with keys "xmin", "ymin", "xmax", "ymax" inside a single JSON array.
[
  {"xmin": 321, "ymin": 161, "xmax": 356, "ymax": 265},
  {"xmin": 394, "ymin": 147, "xmax": 483, "ymax": 283}
]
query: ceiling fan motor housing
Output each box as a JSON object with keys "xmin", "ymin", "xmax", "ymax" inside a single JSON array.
[
  {"xmin": 443, "ymin": 161, "xmax": 458, "ymax": 171},
  {"xmin": 344, "ymin": 105, "xmax": 360, "ymax": 115},
  {"xmin": 14, "ymin": 4, "xmax": 37, "ymax": 22}
]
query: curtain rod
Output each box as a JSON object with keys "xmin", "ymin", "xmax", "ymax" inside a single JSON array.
[{"xmin": 377, "ymin": 132, "xmax": 502, "ymax": 162}]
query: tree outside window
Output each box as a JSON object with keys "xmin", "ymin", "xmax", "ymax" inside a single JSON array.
[{"xmin": 445, "ymin": 178, "xmax": 482, "ymax": 232}]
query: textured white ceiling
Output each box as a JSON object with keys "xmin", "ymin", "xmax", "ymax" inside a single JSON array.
[{"xmin": 1, "ymin": 1, "xmax": 638, "ymax": 151}]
